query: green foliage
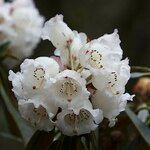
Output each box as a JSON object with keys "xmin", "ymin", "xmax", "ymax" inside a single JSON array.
[
  {"xmin": 126, "ymin": 106, "xmax": 150, "ymax": 146},
  {"xmin": 0, "ymin": 42, "xmax": 10, "ymax": 60}
]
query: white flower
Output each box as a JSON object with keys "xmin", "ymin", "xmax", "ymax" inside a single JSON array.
[
  {"xmin": 59, "ymin": 30, "xmax": 87, "ymax": 67},
  {"xmin": 56, "ymin": 100, "xmax": 103, "ymax": 136},
  {"xmin": 92, "ymin": 90, "xmax": 134, "ymax": 125},
  {"xmin": 50, "ymin": 69, "xmax": 90, "ymax": 111},
  {"xmin": 42, "ymin": 14, "xmax": 87, "ymax": 67},
  {"xmin": 0, "ymin": 4, "xmax": 15, "ymax": 41},
  {"xmin": 79, "ymin": 29, "xmax": 122, "ymax": 74},
  {"xmin": 0, "ymin": 0, "xmax": 44, "ymax": 68},
  {"xmin": 42, "ymin": 14, "xmax": 74, "ymax": 50},
  {"xmin": 137, "ymin": 109, "xmax": 149, "ymax": 123},
  {"xmin": 18, "ymin": 100, "xmax": 55, "ymax": 131},
  {"xmin": 92, "ymin": 58, "xmax": 130, "ymax": 96},
  {"xmin": 8, "ymin": 57, "xmax": 59, "ymax": 130},
  {"xmin": 97, "ymin": 29, "xmax": 122, "ymax": 60},
  {"xmin": 12, "ymin": 0, "xmax": 34, "ymax": 8}
]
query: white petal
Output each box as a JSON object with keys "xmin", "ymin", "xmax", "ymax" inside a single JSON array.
[
  {"xmin": 18, "ymin": 100, "xmax": 55, "ymax": 131},
  {"xmin": 98, "ymin": 29, "xmax": 122, "ymax": 60},
  {"xmin": 57, "ymin": 30, "xmax": 87, "ymax": 66},
  {"xmin": 92, "ymin": 90, "xmax": 133, "ymax": 121},
  {"xmin": 56, "ymin": 100, "xmax": 103, "ymax": 136},
  {"xmin": 92, "ymin": 59, "xmax": 131, "ymax": 96},
  {"xmin": 50, "ymin": 70, "xmax": 90, "ymax": 110},
  {"xmin": 9, "ymin": 57, "xmax": 59, "ymax": 108},
  {"xmin": 42, "ymin": 14, "xmax": 74, "ymax": 50}
]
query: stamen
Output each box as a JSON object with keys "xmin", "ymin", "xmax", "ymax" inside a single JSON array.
[
  {"xmin": 88, "ymin": 50, "xmax": 103, "ymax": 69},
  {"xmin": 108, "ymin": 72, "xmax": 120, "ymax": 95},
  {"xmin": 32, "ymin": 68, "xmax": 45, "ymax": 89},
  {"xmin": 59, "ymin": 78, "xmax": 78, "ymax": 101}
]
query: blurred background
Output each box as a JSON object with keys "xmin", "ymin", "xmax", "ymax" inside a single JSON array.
[{"xmin": 35, "ymin": 0, "xmax": 150, "ymax": 67}]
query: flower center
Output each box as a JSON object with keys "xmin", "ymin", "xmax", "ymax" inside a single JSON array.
[
  {"xmin": 33, "ymin": 68, "xmax": 45, "ymax": 80},
  {"xmin": 64, "ymin": 109, "xmax": 90, "ymax": 133},
  {"xmin": 27, "ymin": 106, "xmax": 48, "ymax": 127},
  {"xmin": 32, "ymin": 68, "xmax": 45, "ymax": 90},
  {"xmin": 65, "ymin": 110, "xmax": 90, "ymax": 125},
  {"xmin": 88, "ymin": 50, "xmax": 103, "ymax": 69},
  {"xmin": 59, "ymin": 78, "xmax": 79, "ymax": 102}
]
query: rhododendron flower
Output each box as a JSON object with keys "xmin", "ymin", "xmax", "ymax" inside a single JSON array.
[
  {"xmin": 56, "ymin": 100, "xmax": 103, "ymax": 136},
  {"xmin": 92, "ymin": 58, "xmax": 130, "ymax": 96},
  {"xmin": 9, "ymin": 57, "xmax": 59, "ymax": 131},
  {"xmin": 50, "ymin": 70, "xmax": 90, "ymax": 112},
  {"xmin": 0, "ymin": 0, "xmax": 44, "ymax": 68},
  {"xmin": 9, "ymin": 14, "xmax": 134, "ymax": 136},
  {"xmin": 19, "ymin": 100, "xmax": 55, "ymax": 131},
  {"xmin": 42, "ymin": 14, "xmax": 87, "ymax": 67},
  {"xmin": 92, "ymin": 91, "xmax": 134, "ymax": 126}
]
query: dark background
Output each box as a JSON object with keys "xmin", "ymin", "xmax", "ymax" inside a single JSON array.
[{"xmin": 34, "ymin": 0, "xmax": 150, "ymax": 67}]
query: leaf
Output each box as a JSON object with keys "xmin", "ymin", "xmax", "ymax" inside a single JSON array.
[
  {"xmin": 131, "ymin": 66, "xmax": 150, "ymax": 73},
  {"xmin": 131, "ymin": 72, "xmax": 150, "ymax": 78},
  {"xmin": 125, "ymin": 106, "xmax": 150, "ymax": 146},
  {"xmin": 0, "ymin": 42, "xmax": 10, "ymax": 59},
  {"xmin": 0, "ymin": 42, "xmax": 9, "ymax": 53},
  {"xmin": 47, "ymin": 140, "xmax": 62, "ymax": 150},
  {"xmin": 0, "ymin": 132, "xmax": 24, "ymax": 150},
  {"xmin": 26, "ymin": 130, "xmax": 54, "ymax": 150},
  {"xmin": 0, "ymin": 99, "xmax": 10, "ymax": 133},
  {"xmin": 0, "ymin": 71, "xmax": 35, "ymax": 145}
]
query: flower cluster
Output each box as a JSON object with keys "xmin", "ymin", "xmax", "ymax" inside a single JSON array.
[
  {"xmin": 0, "ymin": 0, "xmax": 44, "ymax": 68},
  {"xmin": 9, "ymin": 14, "xmax": 134, "ymax": 136}
]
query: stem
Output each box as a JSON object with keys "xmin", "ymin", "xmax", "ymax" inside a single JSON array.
[{"xmin": 131, "ymin": 66, "xmax": 150, "ymax": 72}]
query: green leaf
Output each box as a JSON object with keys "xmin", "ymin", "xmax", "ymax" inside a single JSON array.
[
  {"xmin": 131, "ymin": 72, "xmax": 150, "ymax": 78},
  {"xmin": 0, "ymin": 42, "xmax": 9, "ymax": 59},
  {"xmin": 125, "ymin": 106, "xmax": 150, "ymax": 146},
  {"xmin": 0, "ymin": 99, "xmax": 10, "ymax": 133},
  {"xmin": 0, "ymin": 42, "xmax": 9, "ymax": 52},
  {"xmin": 26, "ymin": 130, "xmax": 54, "ymax": 150},
  {"xmin": 0, "ymin": 132, "xmax": 24, "ymax": 150}
]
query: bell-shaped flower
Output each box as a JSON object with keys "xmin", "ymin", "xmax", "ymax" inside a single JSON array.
[
  {"xmin": 42, "ymin": 14, "xmax": 74, "ymax": 51},
  {"xmin": 92, "ymin": 90, "xmax": 134, "ymax": 126},
  {"xmin": 79, "ymin": 29, "xmax": 122, "ymax": 74},
  {"xmin": 18, "ymin": 100, "xmax": 56, "ymax": 131},
  {"xmin": 92, "ymin": 58, "xmax": 130, "ymax": 96},
  {"xmin": 8, "ymin": 57, "xmax": 59, "ymax": 130},
  {"xmin": 56, "ymin": 100, "xmax": 103, "ymax": 136},
  {"xmin": 50, "ymin": 69, "xmax": 90, "ymax": 111},
  {"xmin": 42, "ymin": 14, "xmax": 87, "ymax": 67},
  {"xmin": 59, "ymin": 30, "xmax": 87, "ymax": 68}
]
